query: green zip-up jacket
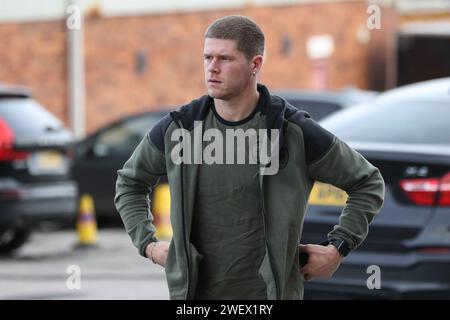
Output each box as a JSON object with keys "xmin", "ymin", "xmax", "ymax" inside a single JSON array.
[{"xmin": 114, "ymin": 84, "xmax": 385, "ymax": 300}]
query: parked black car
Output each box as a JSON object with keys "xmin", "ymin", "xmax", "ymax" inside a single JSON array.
[
  {"xmin": 0, "ymin": 85, "xmax": 78, "ymax": 253},
  {"xmin": 72, "ymin": 111, "xmax": 168, "ymax": 224},
  {"xmin": 302, "ymin": 78, "xmax": 450, "ymax": 299}
]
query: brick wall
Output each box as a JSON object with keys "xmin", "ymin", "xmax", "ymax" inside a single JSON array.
[
  {"xmin": 0, "ymin": 21, "xmax": 68, "ymax": 124},
  {"xmin": 0, "ymin": 1, "xmax": 396, "ymax": 135}
]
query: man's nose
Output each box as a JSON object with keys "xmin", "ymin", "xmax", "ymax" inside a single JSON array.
[{"xmin": 207, "ymin": 58, "xmax": 220, "ymax": 73}]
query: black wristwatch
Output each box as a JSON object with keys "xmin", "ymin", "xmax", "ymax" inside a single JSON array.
[{"xmin": 329, "ymin": 239, "xmax": 351, "ymax": 257}]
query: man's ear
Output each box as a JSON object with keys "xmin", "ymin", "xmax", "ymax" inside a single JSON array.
[{"xmin": 251, "ymin": 55, "xmax": 264, "ymax": 73}]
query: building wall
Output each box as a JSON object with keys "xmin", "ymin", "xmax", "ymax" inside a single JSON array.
[
  {"xmin": 0, "ymin": 1, "xmax": 395, "ymax": 135},
  {"xmin": 0, "ymin": 21, "xmax": 68, "ymax": 124}
]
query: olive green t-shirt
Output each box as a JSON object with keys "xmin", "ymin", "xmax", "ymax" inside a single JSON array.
[{"xmin": 191, "ymin": 99, "xmax": 267, "ymax": 300}]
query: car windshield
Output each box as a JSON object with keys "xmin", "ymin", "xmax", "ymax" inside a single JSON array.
[
  {"xmin": 287, "ymin": 100, "xmax": 341, "ymax": 120},
  {"xmin": 93, "ymin": 113, "xmax": 165, "ymax": 156},
  {"xmin": 320, "ymin": 100, "xmax": 450, "ymax": 145}
]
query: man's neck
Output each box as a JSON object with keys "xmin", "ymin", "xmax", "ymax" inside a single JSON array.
[{"xmin": 213, "ymin": 87, "xmax": 260, "ymax": 122}]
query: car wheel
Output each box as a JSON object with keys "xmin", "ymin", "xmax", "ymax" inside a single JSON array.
[{"xmin": 0, "ymin": 228, "xmax": 31, "ymax": 254}]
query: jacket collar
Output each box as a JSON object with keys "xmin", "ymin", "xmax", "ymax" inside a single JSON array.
[{"xmin": 170, "ymin": 83, "xmax": 289, "ymax": 136}]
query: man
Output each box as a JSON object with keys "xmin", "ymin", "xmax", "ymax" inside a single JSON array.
[{"xmin": 115, "ymin": 15, "xmax": 385, "ymax": 300}]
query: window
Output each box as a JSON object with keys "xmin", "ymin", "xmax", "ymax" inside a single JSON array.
[
  {"xmin": 288, "ymin": 100, "xmax": 341, "ymax": 120},
  {"xmin": 93, "ymin": 114, "xmax": 163, "ymax": 156},
  {"xmin": 0, "ymin": 98, "xmax": 63, "ymax": 135}
]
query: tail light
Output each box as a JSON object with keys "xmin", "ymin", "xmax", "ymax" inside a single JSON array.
[
  {"xmin": 0, "ymin": 189, "xmax": 21, "ymax": 201},
  {"xmin": 0, "ymin": 118, "xmax": 30, "ymax": 162},
  {"xmin": 440, "ymin": 172, "xmax": 450, "ymax": 206},
  {"xmin": 400, "ymin": 172, "xmax": 450, "ymax": 207},
  {"xmin": 416, "ymin": 247, "xmax": 450, "ymax": 254}
]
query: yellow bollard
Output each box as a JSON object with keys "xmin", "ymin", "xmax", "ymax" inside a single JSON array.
[
  {"xmin": 76, "ymin": 193, "xmax": 98, "ymax": 247},
  {"xmin": 153, "ymin": 183, "xmax": 172, "ymax": 240}
]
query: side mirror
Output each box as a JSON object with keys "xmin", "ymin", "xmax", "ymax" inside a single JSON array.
[{"xmin": 92, "ymin": 144, "xmax": 109, "ymax": 157}]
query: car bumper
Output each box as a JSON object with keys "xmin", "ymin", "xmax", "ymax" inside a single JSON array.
[
  {"xmin": 304, "ymin": 251, "xmax": 450, "ymax": 299},
  {"xmin": 0, "ymin": 180, "xmax": 78, "ymax": 228}
]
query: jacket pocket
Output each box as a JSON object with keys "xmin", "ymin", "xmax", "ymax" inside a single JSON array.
[
  {"xmin": 188, "ymin": 242, "xmax": 203, "ymax": 299},
  {"xmin": 258, "ymin": 249, "xmax": 277, "ymax": 300},
  {"xmin": 165, "ymin": 240, "xmax": 187, "ymax": 299}
]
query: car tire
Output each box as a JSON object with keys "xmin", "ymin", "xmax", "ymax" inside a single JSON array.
[{"xmin": 0, "ymin": 228, "xmax": 31, "ymax": 254}]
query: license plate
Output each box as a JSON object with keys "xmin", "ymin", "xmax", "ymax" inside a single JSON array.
[
  {"xmin": 308, "ymin": 182, "xmax": 348, "ymax": 206},
  {"xmin": 29, "ymin": 151, "xmax": 65, "ymax": 174}
]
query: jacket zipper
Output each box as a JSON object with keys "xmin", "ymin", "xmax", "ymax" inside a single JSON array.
[
  {"xmin": 258, "ymin": 131, "xmax": 279, "ymax": 299},
  {"xmin": 170, "ymin": 112, "xmax": 191, "ymax": 300}
]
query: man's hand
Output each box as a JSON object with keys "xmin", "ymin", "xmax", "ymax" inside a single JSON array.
[
  {"xmin": 145, "ymin": 241, "xmax": 170, "ymax": 267},
  {"xmin": 298, "ymin": 244, "xmax": 343, "ymax": 281}
]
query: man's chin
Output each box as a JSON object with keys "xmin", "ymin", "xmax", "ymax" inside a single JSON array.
[{"xmin": 207, "ymin": 89, "xmax": 227, "ymax": 99}]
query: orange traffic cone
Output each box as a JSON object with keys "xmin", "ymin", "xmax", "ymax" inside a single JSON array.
[
  {"xmin": 75, "ymin": 193, "xmax": 98, "ymax": 249},
  {"xmin": 153, "ymin": 183, "xmax": 172, "ymax": 240}
]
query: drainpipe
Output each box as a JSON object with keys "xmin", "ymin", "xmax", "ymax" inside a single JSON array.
[{"xmin": 67, "ymin": 0, "xmax": 85, "ymax": 140}]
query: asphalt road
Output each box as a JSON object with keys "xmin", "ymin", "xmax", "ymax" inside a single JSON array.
[{"xmin": 0, "ymin": 229, "xmax": 170, "ymax": 300}]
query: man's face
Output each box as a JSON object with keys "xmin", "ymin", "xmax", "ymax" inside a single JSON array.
[{"xmin": 203, "ymin": 38, "xmax": 253, "ymax": 100}]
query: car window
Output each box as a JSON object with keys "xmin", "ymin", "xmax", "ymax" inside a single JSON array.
[
  {"xmin": 0, "ymin": 98, "xmax": 63, "ymax": 135},
  {"xmin": 286, "ymin": 100, "xmax": 341, "ymax": 120},
  {"xmin": 321, "ymin": 100, "xmax": 450, "ymax": 145},
  {"xmin": 93, "ymin": 114, "xmax": 163, "ymax": 156}
]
